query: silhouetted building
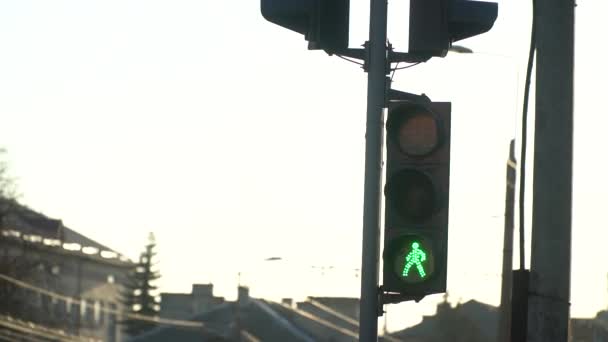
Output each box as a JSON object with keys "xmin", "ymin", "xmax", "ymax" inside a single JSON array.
[
  {"xmin": 161, "ymin": 284, "xmax": 225, "ymax": 320},
  {"xmin": 570, "ymin": 311, "xmax": 608, "ymax": 342},
  {"xmin": 285, "ymin": 296, "xmax": 360, "ymax": 341},
  {"xmin": 0, "ymin": 200, "xmax": 133, "ymax": 341},
  {"xmin": 389, "ymin": 299, "xmax": 499, "ymax": 342},
  {"xmin": 131, "ymin": 287, "xmax": 402, "ymax": 342},
  {"xmin": 132, "ymin": 287, "xmax": 402, "ymax": 342},
  {"xmin": 0, "ymin": 198, "xmax": 117, "ymax": 250}
]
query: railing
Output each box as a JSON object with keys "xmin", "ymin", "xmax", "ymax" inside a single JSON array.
[
  {"xmin": 1, "ymin": 229, "xmax": 132, "ymax": 263},
  {"xmin": 0, "ymin": 313, "xmax": 102, "ymax": 342}
]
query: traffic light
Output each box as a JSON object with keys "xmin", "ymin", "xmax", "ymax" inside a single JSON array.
[
  {"xmin": 383, "ymin": 100, "xmax": 451, "ymax": 297},
  {"xmin": 409, "ymin": 0, "xmax": 498, "ymax": 57},
  {"xmin": 261, "ymin": 0, "xmax": 349, "ymax": 52}
]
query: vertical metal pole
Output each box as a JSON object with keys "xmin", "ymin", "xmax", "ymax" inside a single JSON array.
[
  {"xmin": 526, "ymin": 0, "xmax": 575, "ymax": 340},
  {"xmin": 512, "ymin": 269, "xmax": 530, "ymax": 342},
  {"xmin": 359, "ymin": 0, "xmax": 388, "ymax": 341},
  {"xmin": 499, "ymin": 140, "xmax": 516, "ymax": 342}
]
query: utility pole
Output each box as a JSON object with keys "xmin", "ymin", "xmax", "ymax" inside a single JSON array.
[
  {"xmin": 359, "ymin": 0, "xmax": 388, "ymax": 341},
  {"xmin": 526, "ymin": 0, "xmax": 575, "ymax": 340},
  {"xmin": 499, "ymin": 140, "xmax": 516, "ymax": 342}
]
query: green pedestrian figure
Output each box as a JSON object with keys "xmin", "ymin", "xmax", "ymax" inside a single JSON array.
[{"xmin": 402, "ymin": 242, "xmax": 427, "ymax": 278}]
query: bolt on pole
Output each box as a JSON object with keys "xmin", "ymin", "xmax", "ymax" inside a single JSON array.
[{"xmin": 358, "ymin": 0, "xmax": 388, "ymax": 341}]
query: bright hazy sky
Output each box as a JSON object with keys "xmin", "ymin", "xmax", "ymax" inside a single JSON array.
[{"xmin": 1, "ymin": 0, "xmax": 607, "ymax": 332}]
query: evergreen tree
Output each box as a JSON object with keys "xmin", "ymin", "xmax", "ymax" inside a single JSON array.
[{"xmin": 120, "ymin": 232, "xmax": 161, "ymax": 337}]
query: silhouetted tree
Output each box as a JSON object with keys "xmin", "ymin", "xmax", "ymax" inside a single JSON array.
[
  {"xmin": 0, "ymin": 148, "xmax": 32, "ymax": 319},
  {"xmin": 0, "ymin": 150, "xmax": 70, "ymax": 327},
  {"xmin": 121, "ymin": 232, "xmax": 161, "ymax": 337},
  {"xmin": 0, "ymin": 148, "xmax": 17, "ymax": 227}
]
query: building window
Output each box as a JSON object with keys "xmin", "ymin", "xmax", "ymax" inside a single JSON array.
[{"xmin": 94, "ymin": 301, "xmax": 101, "ymax": 324}]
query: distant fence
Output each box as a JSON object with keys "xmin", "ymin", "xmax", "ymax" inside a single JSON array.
[{"xmin": 0, "ymin": 229, "xmax": 132, "ymax": 264}]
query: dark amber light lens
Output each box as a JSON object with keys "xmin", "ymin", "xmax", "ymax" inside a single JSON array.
[
  {"xmin": 397, "ymin": 111, "xmax": 439, "ymax": 156},
  {"xmin": 387, "ymin": 169, "xmax": 435, "ymax": 221}
]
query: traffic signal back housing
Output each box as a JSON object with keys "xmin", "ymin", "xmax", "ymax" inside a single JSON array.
[
  {"xmin": 383, "ymin": 101, "xmax": 451, "ymax": 297},
  {"xmin": 409, "ymin": 0, "xmax": 498, "ymax": 57},
  {"xmin": 261, "ymin": 0, "xmax": 350, "ymax": 51}
]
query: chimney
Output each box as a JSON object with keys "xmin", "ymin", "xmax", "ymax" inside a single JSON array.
[
  {"xmin": 192, "ymin": 284, "xmax": 214, "ymax": 298},
  {"xmin": 237, "ymin": 286, "xmax": 249, "ymax": 305}
]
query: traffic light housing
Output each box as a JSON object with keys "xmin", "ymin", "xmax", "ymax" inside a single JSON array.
[
  {"xmin": 409, "ymin": 0, "xmax": 498, "ymax": 57},
  {"xmin": 261, "ymin": 0, "xmax": 350, "ymax": 52},
  {"xmin": 383, "ymin": 100, "xmax": 451, "ymax": 297}
]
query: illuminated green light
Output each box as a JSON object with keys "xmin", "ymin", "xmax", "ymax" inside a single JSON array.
[
  {"xmin": 390, "ymin": 236, "xmax": 435, "ymax": 284},
  {"xmin": 402, "ymin": 241, "xmax": 427, "ymax": 278}
]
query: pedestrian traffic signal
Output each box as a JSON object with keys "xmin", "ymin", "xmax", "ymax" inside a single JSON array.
[
  {"xmin": 391, "ymin": 237, "xmax": 435, "ymax": 284},
  {"xmin": 261, "ymin": 0, "xmax": 349, "ymax": 52},
  {"xmin": 409, "ymin": 0, "xmax": 498, "ymax": 57},
  {"xmin": 383, "ymin": 100, "xmax": 450, "ymax": 297}
]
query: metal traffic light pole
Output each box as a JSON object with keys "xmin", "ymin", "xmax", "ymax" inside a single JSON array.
[
  {"xmin": 358, "ymin": 0, "xmax": 388, "ymax": 341},
  {"xmin": 526, "ymin": 0, "xmax": 574, "ymax": 340},
  {"xmin": 260, "ymin": 1, "xmax": 497, "ymax": 340}
]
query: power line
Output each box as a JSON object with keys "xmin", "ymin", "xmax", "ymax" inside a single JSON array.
[
  {"xmin": 306, "ymin": 298, "xmax": 359, "ymax": 326},
  {"xmin": 280, "ymin": 302, "xmax": 358, "ymax": 338},
  {"xmin": 0, "ymin": 273, "xmax": 203, "ymax": 329},
  {"xmin": 0, "ymin": 328, "xmax": 50, "ymax": 342},
  {"xmin": 391, "ymin": 62, "xmax": 421, "ymax": 71},
  {"xmin": 389, "ymin": 62, "xmax": 422, "ymax": 84},
  {"xmin": 0, "ymin": 314, "xmax": 93, "ymax": 342},
  {"xmin": 336, "ymin": 54, "xmax": 364, "ymax": 66},
  {"xmin": 1, "ymin": 272, "xmax": 387, "ymax": 338},
  {"xmin": 518, "ymin": 0, "xmax": 537, "ymax": 271}
]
